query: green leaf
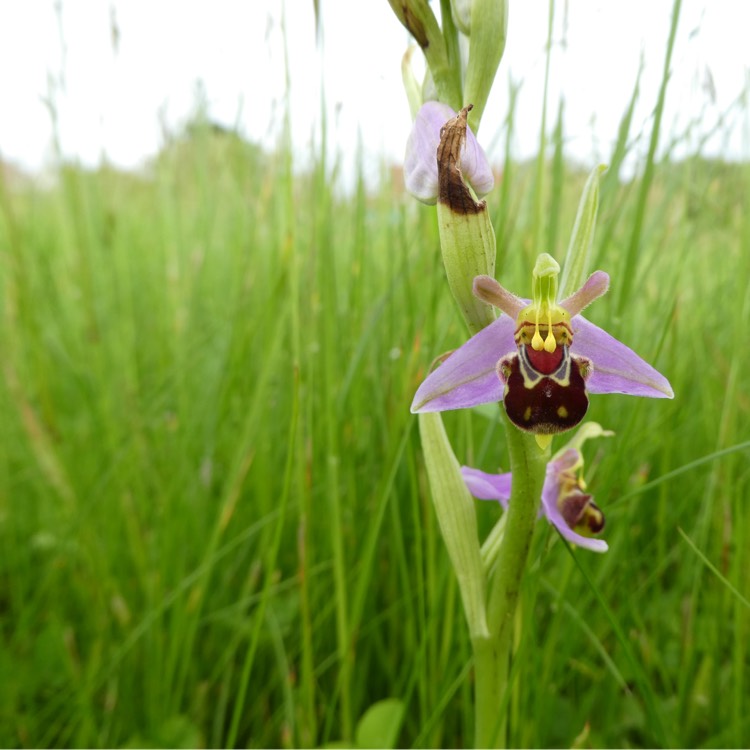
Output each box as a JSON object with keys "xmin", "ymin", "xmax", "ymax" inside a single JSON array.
[
  {"xmin": 465, "ymin": 0, "xmax": 508, "ymax": 132},
  {"xmin": 354, "ymin": 698, "xmax": 406, "ymax": 749},
  {"xmin": 558, "ymin": 164, "xmax": 607, "ymax": 300},
  {"xmin": 418, "ymin": 413, "xmax": 489, "ymax": 639},
  {"xmin": 401, "ymin": 46, "xmax": 423, "ymax": 119},
  {"xmin": 121, "ymin": 715, "xmax": 202, "ymax": 749}
]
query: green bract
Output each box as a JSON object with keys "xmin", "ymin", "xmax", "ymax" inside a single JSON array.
[
  {"xmin": 434, "ymin": 106, "xmax": 496, "ymax": 334},
  {"xmin": 418, "ymin": 413, "xmax": 489, "ymax": 640},
  {"xmin": 559, "ymin": 164, "xmax": 607, "ymax": 299},
  {"xmin": 464, "ymin": 0, "xmax": 508, "ymax": 132}
]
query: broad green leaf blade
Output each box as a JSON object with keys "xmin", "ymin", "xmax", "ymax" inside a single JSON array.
[
  {"xmin": 418, "ymin": 413, "xmax": 489, "ymax": 639},
  {"xmin": 354, "ymin": 698, "xmax": 406, "ymax": 749}
]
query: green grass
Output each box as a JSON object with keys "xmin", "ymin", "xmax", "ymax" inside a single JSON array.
[{"xmin": 1, "ymin": 82, "xmax": 750, "ymax": 749}]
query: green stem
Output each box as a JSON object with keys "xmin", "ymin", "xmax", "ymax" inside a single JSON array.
[
  {"xmin": 473, "ymin": 634, "xmax": 508, "ymax": 749},
  {"xmin": 439, "ymin": 0, "xmax": 464, "ymax": 106},
  {"xmin": 474, "ymin": 418, "xmax": 548, "ymax": 748}
]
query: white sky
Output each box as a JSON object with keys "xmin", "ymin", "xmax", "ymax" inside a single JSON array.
[{"xmin": 1, "ymin": 1, "xmax": 749, "ymax": 183}]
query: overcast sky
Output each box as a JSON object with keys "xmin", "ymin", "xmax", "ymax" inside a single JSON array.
[{"xmin": 1, "ymin": 1, "xmax": 749, "ymax": 182}]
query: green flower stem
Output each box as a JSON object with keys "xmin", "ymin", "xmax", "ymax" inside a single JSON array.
[
  {"xmin": 474, "ymin": 417, "xmax": 548, "ymax": 748},
  {"xmin": 439, "ymin": 0, "xmax": 464, "ymax": 106}
]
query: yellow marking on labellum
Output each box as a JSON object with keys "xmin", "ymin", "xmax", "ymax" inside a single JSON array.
[
  {"xmin": 535, "ymin": 434, "xmax": 553, "ymax": 451},
  {"xmin": 557, "ymin": 405, "xmax": 569, "ymax": 419},
  {"xmin": 523, "ymin": 406, "xmax": 532, "ymax": 422}
]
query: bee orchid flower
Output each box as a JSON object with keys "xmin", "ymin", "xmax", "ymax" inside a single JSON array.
[
  {"xmin": 411, "ymin": 254, "xmax": 673, "ymax": 441},
  {"xmin": 462, "ymin": 424, "xmax": 614, "ymax": 553}
]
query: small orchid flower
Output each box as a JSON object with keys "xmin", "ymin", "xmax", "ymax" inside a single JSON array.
[
  {"xmin": 411, "ymin": 254, "xmax": 673, "ymax": 442},
  {"xmin": 404, "ymin": 101, "xmax": 494, "ymax": 204},
  {"xmin": 462, "ymin": 424, "xmax": 613, "ymax": 553}
]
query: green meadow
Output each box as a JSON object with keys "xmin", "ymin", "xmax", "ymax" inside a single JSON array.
[{"xmin": 1, "ymin": 61, "xmax": 750, "ymax": 749}]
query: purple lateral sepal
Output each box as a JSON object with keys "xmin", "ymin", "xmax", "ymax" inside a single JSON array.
[
  {"xmin": 410, "ymin": 315, "xmax": 515, "ymax": 413},
  {"xmin": 571, "ymin": 317, "xmax": 674, "ymax": 398},
  {"xmin": 461, "ymin": 466, "xmax": 511, "ymax": 508}
]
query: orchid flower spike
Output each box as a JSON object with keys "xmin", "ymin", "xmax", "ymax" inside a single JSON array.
[
  {"xmin": 411, "ymin": 254, "xmax": 674, "ymax": 439},
  {"xmin": 404, "ymin": 101, "xmax": 494, "ymax": 204},
  {"xmin": 462, "ymin": 423, "xmax": 615, "ymax": 553}
]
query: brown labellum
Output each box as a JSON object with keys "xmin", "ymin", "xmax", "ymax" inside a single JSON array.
[{"xmin": 498, "ymin": 346, "xmax": 591, "ymax": 434}]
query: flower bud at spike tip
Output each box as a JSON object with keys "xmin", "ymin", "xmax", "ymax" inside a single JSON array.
[
  {"xmin": 386, "ymin": 0, "xmax": 432, "ymax": 50},
  {"xmin": 387, "ymin": 0, "xmax": 461, "ymax": 107}
]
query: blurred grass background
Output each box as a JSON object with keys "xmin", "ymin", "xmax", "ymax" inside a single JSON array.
[{"xmin": 1, "ymin": 24, "xmax": 750, "ymax": 750}]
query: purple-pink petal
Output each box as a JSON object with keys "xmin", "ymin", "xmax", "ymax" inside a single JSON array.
[
  {"xmin": 404, "ymin": 101, "xmax": 494, "ymax": 205},
  {"xmin": 542, "ymin": 454, "xmax": 608, "ymax": 553},
  {"xmin": 559, "ymin": 271, "xmax": 610, "ymax": 316},
  {"xmin": 570, "ymin": 317, "xmax": 674, "ymax": 399},
  {"xmin": 410, "ymin": 315, "xmax": 516, "ymax": 413},
  {"xmin": 461, "ymin": 466, "xmax": 511, "ymax": 509},
  {"xmin": 459, "ymin": 124, "xmax": 494, "ymax": 197}
]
